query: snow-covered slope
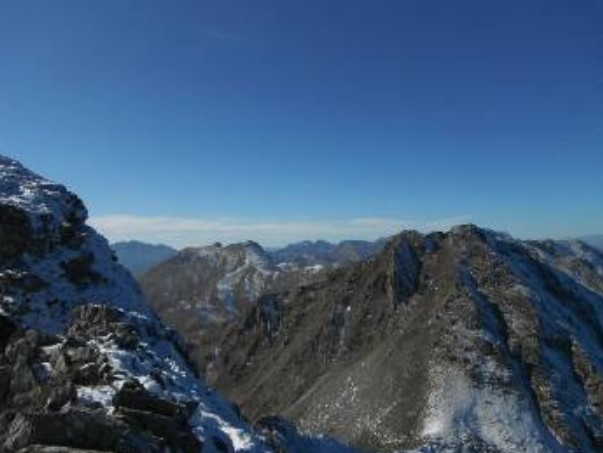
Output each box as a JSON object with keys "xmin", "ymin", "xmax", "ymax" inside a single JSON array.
[{"xmin": 0, "ymin": 156, "xmax": 270, "ymax": 452}]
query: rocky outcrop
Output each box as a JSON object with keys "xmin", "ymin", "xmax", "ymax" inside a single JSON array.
[{"xmin": 0, "ymin": 156, "xmax": 268, "ymax": 452}]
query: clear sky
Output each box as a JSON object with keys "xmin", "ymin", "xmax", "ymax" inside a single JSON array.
[{"xmin": 1, "ymin": 0, "xmax": 602, "ymax": 247}]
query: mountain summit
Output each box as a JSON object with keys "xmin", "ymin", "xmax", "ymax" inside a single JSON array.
[
  {"xmin": 0, "ymin": 156, "xmax": 269, "ymax": 451},
  {"xmin": 5, "ymin": 155, "xmax": 603, "ymax": 452}
]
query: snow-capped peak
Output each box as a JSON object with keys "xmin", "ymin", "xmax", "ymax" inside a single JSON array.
[
  {"xmin": 0, "ymin": 155, "xmax": 270, "ymax": 452},
  {"xmin": 0, "ymin": 156, "xmax": 87, "ymax": 233}
]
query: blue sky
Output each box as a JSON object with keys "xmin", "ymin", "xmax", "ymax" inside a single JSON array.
[{"xmin": 1, "ymin": 0, "xmax": 602, "ymax": 246}]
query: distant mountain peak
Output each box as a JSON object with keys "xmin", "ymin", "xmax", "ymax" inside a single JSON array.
[{"xmin": 111, "ymin": 241, "xmax": 177, "ymax": 276}]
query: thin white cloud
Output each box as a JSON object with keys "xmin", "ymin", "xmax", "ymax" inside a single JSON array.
[{"xmin": 89, "ymin": 214, "xmax": 473, "ymax": 248}]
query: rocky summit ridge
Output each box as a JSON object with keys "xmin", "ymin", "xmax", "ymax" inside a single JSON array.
[{"xmin": 0, "ymin": 156, "xmax": 272, "ymax": 452}]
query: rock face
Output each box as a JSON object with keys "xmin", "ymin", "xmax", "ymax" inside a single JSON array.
[
  {"xmin": 0, "ymin": 156, "xmax": 268, "ymax": 452},
  {"xmin": 213, "ymin": 225, "xmax": 603, "ymax": 452}
]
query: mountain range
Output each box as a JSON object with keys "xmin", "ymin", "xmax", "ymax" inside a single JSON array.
[
  {"xmin": 111, "ymin": 241, "xmax": 178, "ymax": 276},
  {"xmin": 212, "ymin": 227, "xmax": 603, "ymax": 452},
  {"xmin": 0, "ymin": 156, "xmax": 345, "ymax": 452},
  {"xmin": 3, "ymin": 155, "xmax": 603, "ymax": 452},
  {"xmin": 134, "ymin": 225, "xmax": 603, "ymax": 451}
]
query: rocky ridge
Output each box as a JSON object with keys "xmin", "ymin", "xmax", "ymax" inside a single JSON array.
[
  {"xmin": 212, "ymin": 225, "xmax": 603, "ymax": 452},
  {"xmin": 0, "ymin": 156, "xmax": 269, "ymax": 452}
]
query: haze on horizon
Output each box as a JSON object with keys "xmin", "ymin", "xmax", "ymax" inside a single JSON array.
[{"xmin": 1, "ymin": 1, "xmax": 601, "ymax": 247}]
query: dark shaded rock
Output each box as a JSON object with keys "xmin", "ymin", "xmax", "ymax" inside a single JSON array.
[
  {"xmin": 210, "ymin": 435, "xmax": 232, "ymax": 453},
  {"xmin": 5, "ymin": 332, "xmax": 38, "ymax": 364},
  {"xmin": 0, "ymin": 314, "xmax": 17, "ymax": 352},
  {"xmin": 61, "ymin": 254, "xmax": 103, "ymax": 287},
  {"xmin": 73, "ymin": 363, "xmax": 100, "ymax": 386},
  {"xmin": 3, "ymin": 408, "xmax": 155, "ymax": 452},
  {"xmin": 45, "ymin": 382, "xmax": 76, "ymax": 411},
  {"xmin": 0, "ymin": 205, "xmax": 32, "ymax": 261},
  {"xmin": 9, "ymin": 360, "xmax": 38, "ymax": 399},
  {"xmin": 0, "ymin": 365, "xmax": 11, "ymax": 404},
  {"xmin": 386, "ymin": 233, "xmax": 422, "ymax": 307},
  {"xmin": 114, "ymin": 380, "xmax": 196, "ymax": 423},
  {"xmin": 117, "ymin": 407, "xmax": 201, "ymax": 453}
]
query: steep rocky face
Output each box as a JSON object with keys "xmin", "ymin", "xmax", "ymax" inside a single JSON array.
[
  {"xmin": 0, "ymin": 156, "xmax": 268, "ymax": 452},
  {"xmin": 213, "ymin": 225, "xmax": 603, "ymax": 452}
]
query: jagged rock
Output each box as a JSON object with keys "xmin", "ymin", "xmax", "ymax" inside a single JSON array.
[
  {"xmin": 67, "ymin": 305, "xmax": 122, "ymax": 338},
  {"xmin": 114, "ymin": 380, "xmax": 196, "ymax": 424},
  {"xmin": 67, "ymin": 305, "xmax": 139, "ymax": 350},
  {"xmin": 0, "ymin": 157, "xmax": 269, "ymax": 452},
  {"xmin": 45, "ymin": 382, "xmax": 76, "ymax": 411},
  {"xmin": 3, "ymin": 408, "xmax": 153, "ymax": 451},
  {"xmin": 117, "ymin": 408, "xmax": 201, "ymax": 453}
]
